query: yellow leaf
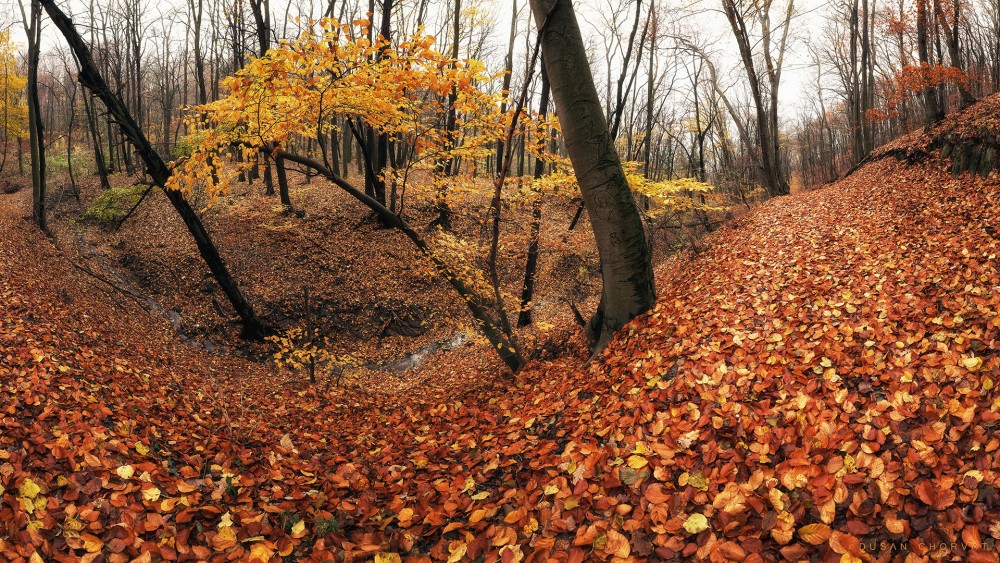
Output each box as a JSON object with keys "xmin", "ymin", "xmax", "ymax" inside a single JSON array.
[
  {"xmin": 798, "ymin": 523, "xmax": 833, "ymax": 545},
  {"xmin": 627, "ymin": 455, "xmax": 648, "ymax": 469},
  {"xmin": 544, "ymin": 483, "xmax": 559, "ymax": 495},
  {"xmin": 686, "ymin": 472, "xmax": 709, "ymax": 490},
  {"xmin": 471, "ymin": 491, "xmax": 489, "ymax": 501},
  {"xmin": 142, "ymin": 487, "xmax": 161, "ymax": 502},
  {"xmin": 290, "ymin": 519, "xmax": 306, "ymax": 538},
  {"xmin": 447, "ymin": 541, "xmax": 467, "ymax": 563},
  {"xmin": 963, "ymin": 356, "xmax": 983, "ymax": 371},
  {"xmin": 64, "ymin": 516, "xmax": 84, "ymax": 533},
  {"xmin": 683, "ymin": 513, "xmax": 709, "ymax": 534},
  {"xmin": 216, "ymin": 525, "xmax": 237, "ymax": 545},
  {"xmin": 374, "ymin": 554, "xmax": 402, "ymax": 563},
  {"xmin": 249, "ymin": 542, "xmax": 275, "ymax": 562},
  {"xmin": 219, "ymin": 512, "xmax": 234, "ymax": 529},
  {"xmin": 18, "ymin": 478, "xmax": 40, "ymax": 499},
  {"xmin": 116, "ymin": 465, "xmax": 135, "ymax": 480},
  {"xmin": 135, "ymin": 442, "xmax": 149, "ymax": 456}
]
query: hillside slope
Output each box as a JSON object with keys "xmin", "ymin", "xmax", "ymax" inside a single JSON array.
[{"xmin": 2, "ymin": 100, "xmax": 1000, "ymax": 562}]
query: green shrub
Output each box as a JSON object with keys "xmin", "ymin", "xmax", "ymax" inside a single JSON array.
[{"xmin": 78, "ymin": 184, "xmax": 149, "ymax": 226}]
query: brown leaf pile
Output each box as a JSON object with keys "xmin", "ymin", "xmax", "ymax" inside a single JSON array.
[{"xmin": 2, "ymin": 101, "xmax": 1000, "ymax": 562}]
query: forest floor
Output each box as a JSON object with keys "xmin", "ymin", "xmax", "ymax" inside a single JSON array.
[
  {"xmin": 2, "ymin": 98, "xmax": 1000, "ymax": 562},
  {"xmin": 37, "ymin": 165, "xmax": 617, "ymax": 393}
]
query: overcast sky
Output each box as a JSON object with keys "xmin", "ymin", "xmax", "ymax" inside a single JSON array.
[
  {"xmin": 482, "ymin": 0, "xmax": 833, "ymax": 118},
  {"xmin": 3, "ymin": 0, "xmax": 834, "ymax": 121}
]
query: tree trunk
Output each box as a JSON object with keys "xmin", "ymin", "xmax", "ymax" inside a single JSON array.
[
  {"xmin": 275, "ymin": 153, "xmax": 291, "ymax": 208},
  {"xmin": 497, "ymin": 0, "xmax": 518, "ymax": 170},
  {"xmin": 21, "ymin": 0, "xmax": 45, "ymax": 232},
  {"xmin": 40, "ymin": 0, "xmax": 268, "ymax": 339},
  {"xmin": 917, "ymin": 0, "xmax": 942, "ymax": 124},
  {"xmin": 431, "ymin": 0, "xmax": 462, "ymax": 230},
  {"xmin": 517, "ymin": 61, "xmax": 550, "ymax": 328},
  {"xmin": 529, "ymin": 0, "xmax": 656, "ymax": 353},
  {"xmin": 375, "ymin": 0, "xmax": 394, "ymax": 207}
]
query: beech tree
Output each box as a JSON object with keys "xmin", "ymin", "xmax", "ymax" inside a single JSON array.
[
  {"xmin": 529, "ymin": 0, "xmax": 656, "ymax": 353},
  {"xmin": 0, "ymin": 31, "xmax": 27, "ymax": 175}
]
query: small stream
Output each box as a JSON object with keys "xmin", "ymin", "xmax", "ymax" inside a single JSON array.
[
  {"xmin": 69, "ymin": 226, "xmax": 472, "ymax": 369},
  {"xmin": 369, "ymin": 332, "xmax": 469, "ymax": 373},
  {"xmin": 72, "ymin": 231, "xmax": 225, "ymax": 354}
]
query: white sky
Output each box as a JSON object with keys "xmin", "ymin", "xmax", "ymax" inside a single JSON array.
[{"xmin": 3, "ymin": 0, "xmax": 834, "ymax": 122}]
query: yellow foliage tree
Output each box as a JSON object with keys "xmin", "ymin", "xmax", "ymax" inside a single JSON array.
[
  {"xmin": 0, "ymin": 30, "xmax": 27, "ymax": 174},
  {"xmin": 170, "ymin": 19, "xmax": 724, "ymax": 371},
  {"xmin": 171, "ymin": 20, "xmax": 529, "ymax": 370},
  {"xmin": 168, "ymin": 19, "xmax": 506, "ymax": 203}
]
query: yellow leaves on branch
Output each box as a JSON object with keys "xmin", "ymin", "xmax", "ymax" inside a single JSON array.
[
  {"xmin": 530, "ymin": 159, "xmax": 727, "ymax": 217},
  {"xmin": 0, "ymin": 30, "xmax": 27, "ymax": 143},
  {"xmin": 266, "ymin": 327, "xmax": 356, "ymax": 374},
  {"xmin": 167, "ymin": 18, "xmax": 505, "ymax": 204},
  {"xmin": 626, "ymin": 167, "xmax": 725, "ymax": 217}
]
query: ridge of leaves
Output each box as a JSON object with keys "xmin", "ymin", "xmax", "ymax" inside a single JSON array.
[{"xmin": 2, "ymin": 95, "xmax": 1000, "ymax": 561}]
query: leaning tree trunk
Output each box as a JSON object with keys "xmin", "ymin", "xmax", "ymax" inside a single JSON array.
[
  {"xmin": 39, "ymin": 0, "xmax": 268, "ymax": 339},
  {"xmin": 528, "ymin": 0, "xmax": 656, "ymax": 354}
]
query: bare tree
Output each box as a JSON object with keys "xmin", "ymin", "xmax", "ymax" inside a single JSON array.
[
  {"xmin": 721, "ymin": 0, "xmax": 794, "ymax": 196},
  {"xmin": 19, "ymin": 0, "xmax": 46, "ymax": 231}
]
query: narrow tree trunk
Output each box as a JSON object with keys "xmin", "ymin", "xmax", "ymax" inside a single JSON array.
[
  {"xmin": 517, "ymin": 61, "xmax": 550, "ymax": 328},
  {"xmin": 917, "ymin": 0, "xmax": 942, "ymax": 124},
  {"xmin": 431, "ymin": 0, "xmax": 462, "ymax": 230},
  {"xmin": 40, "ymin": 0, "xmax": 268, "ymax": 339},
  {"xmin": 375, "ymin": 0, "xmax": 394, "ymax": 207},
  {"xmin": 276, "ymin": 154, "xmax": 291, "ymax": 208},
  {"xmin": 22, "ymin": 0, "xmax": 45, "ymax": 232},
  {"xmin": 496, "ymin": 0, "xmax": 518, "ymax": 170},
  {"xmin": 67, "ymin": 81, "xmax": 78, "ymax": 194}
]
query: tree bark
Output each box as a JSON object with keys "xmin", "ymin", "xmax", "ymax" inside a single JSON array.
[
  {"xmin": 21, "ymin": 0, "xmax": 45, "ymax": 232},
  {"xmin": 917, "ymin": 0, "xmax": 942, "ymax": 124},
  {"xmin": 529, "ymin": 0, "xmax": 656, "ymax": 353}
]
